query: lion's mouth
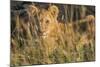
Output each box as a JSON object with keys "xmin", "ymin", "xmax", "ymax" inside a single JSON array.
[{"xmin": 40, "ymin": 30, "xmax": 50, "ymax": 38}]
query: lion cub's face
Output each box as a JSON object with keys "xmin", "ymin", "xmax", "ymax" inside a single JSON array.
[{"xmin": 39, "ymin": 5, "xmax": 59, "ymax": 37}]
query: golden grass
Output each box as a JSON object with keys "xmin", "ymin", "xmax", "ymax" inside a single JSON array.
[{"xmin": 11, "ymin": 3, "xmax": 95, "ymax": 66}]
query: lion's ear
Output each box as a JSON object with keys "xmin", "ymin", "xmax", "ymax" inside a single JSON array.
[
  {"xmin": 86, "ymin": 15, "xmax": 95, "ymax": 23},
  {"xmin": 48, "ymin": 5, "xmax": 59, "ymax": 19}
]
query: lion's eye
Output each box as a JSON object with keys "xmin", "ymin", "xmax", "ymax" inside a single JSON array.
[{"xmin": 46, "ymin": 20, "xmax": 49, "ymax": 24}]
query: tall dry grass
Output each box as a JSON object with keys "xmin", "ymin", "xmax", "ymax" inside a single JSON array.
[{"xmin": 11, "ymin": 3, "xmax": 95, "ymax": 66}]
